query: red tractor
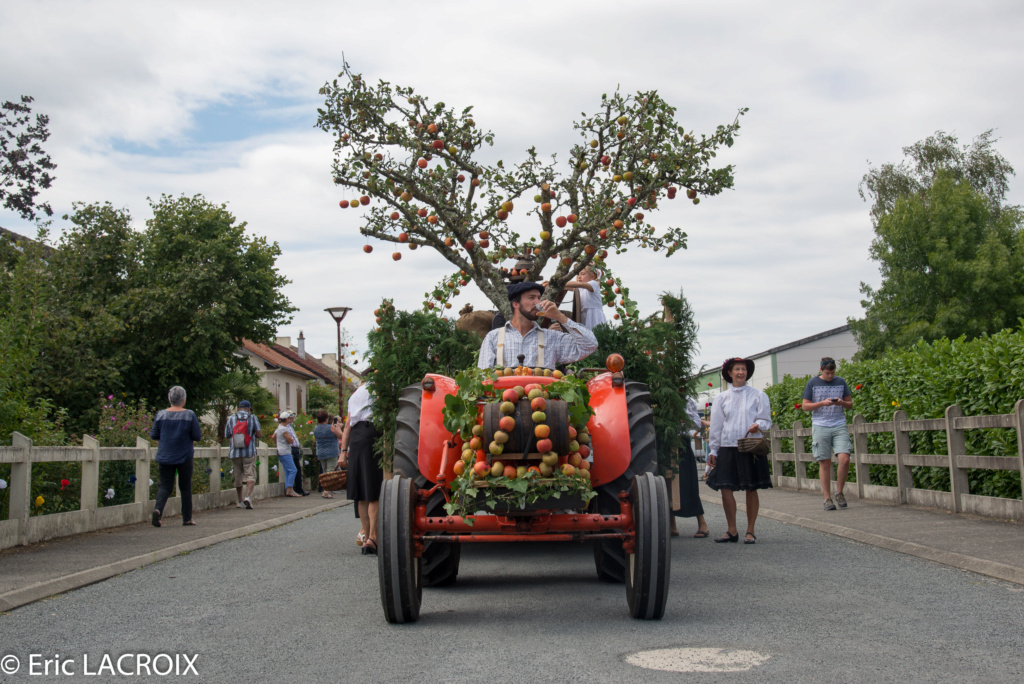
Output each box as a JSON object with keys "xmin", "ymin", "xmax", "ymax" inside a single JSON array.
[{"xmin": 377, "ymin": 357, "xmax": 671, "ymax": 622}]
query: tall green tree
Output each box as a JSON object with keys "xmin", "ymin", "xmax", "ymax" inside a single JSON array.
[
  {"xmin": 2, "ymin": 195, "xmax": 295, "ymax": 437},
  {"xmin": 851, "ymin": 133, "xmax": 1024, "ymax": 359},
  {"xmin": 1, "ymin": 96, "xmax": 57, "ymax": 220},
  {"xmin": 120, "ymin": 194, "xmax": 296, "ymax": 411}
]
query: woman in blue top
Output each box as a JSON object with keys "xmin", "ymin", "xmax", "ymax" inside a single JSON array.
[{"xmin": 149, "ymin": 386, "xmax": 203, "ymax": 527}]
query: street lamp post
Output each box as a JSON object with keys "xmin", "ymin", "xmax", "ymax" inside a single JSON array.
[{"xmin": 325, "ymin": 306, "xmax": 352, "ymax": 421}]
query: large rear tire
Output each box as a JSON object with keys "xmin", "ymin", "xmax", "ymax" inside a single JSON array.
[
  {"xmin": 378, "ymin": 475, "xmax": 422, "ymax": 623},
  {"xmin": 593, "ymin": 380, "xmax": 658, "ymax": 583},
  {"xmin": 394, "ymin": 383, "xmax": 461, "ymax": 587},
  {"xmin": 625, "ymin": 473, "xmax": 671, "ymax": 619}
]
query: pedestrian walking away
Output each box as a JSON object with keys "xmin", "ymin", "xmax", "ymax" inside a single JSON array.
[
  {"xmin": 225, "ymin": 400, "xmax": 262, "ymax": 510},
  {"xmin": 801, "ymin": 357, "xmax": 853, "ymax": 510},
  {"xmin": 149, "ymin": 386, "xmax": 202, "ymax": 527}
]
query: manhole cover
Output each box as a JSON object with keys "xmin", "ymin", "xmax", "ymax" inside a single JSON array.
[{"xmin": 626, "ymin": 647, "xmax": 771, "ymax": 673}]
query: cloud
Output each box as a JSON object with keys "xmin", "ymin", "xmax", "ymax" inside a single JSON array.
[{"xmin": 2, "ymin": 0, "xmax": 1023, "ymax": 373}]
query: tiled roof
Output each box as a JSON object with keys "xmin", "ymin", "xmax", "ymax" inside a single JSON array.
[
  {"xmin": 241, "ymin": 340, "xmax": 319, "ymax": 379},
  {"xmin": 274, "ymin": 344, "xmax": 362, "ymax": 385}
]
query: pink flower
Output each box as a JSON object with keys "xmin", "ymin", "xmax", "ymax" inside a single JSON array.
[{"xmin": 107, "ymin": 394, "xmax": 113, "ymax": 400}]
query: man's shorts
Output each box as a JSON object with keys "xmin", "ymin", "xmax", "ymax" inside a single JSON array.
[
  {"xmin": 812, "ymin": 425, "xmax": 852, "ymax": 461},
  {"xmin": 231, "ymin": 456, "xmax": 256, "ymax": 487}
]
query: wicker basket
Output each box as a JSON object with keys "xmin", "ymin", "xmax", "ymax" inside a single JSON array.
[
  {"xmin": 319, "ymin": 468, "xmax": 347, "ymax": 491},
  {"xmin": 737, "ymin": 437, "xmax": 770, "ymax": 457}
]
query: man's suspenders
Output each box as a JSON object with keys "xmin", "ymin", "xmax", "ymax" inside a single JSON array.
[{"xmin": 495, "ymin": 328, "xmax": 545, "ymax": 367}]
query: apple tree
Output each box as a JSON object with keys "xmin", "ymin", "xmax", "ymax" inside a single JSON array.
[{"xmin": 316, "ymin": 62, "xmax": 746, "ymax": 319}]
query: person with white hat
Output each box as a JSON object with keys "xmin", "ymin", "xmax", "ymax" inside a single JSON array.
[{"xmin": 273, "ymin": 412, "xmax": 302, "ymax": 497}]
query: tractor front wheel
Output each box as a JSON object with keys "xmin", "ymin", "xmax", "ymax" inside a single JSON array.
[
  {"xmin": 378, "ymin": 475, "xmax": 422, "ymax": 623},
  {"xmin": 625, "ymin": 472, "xmax": 671, "ymax": 620},
  {"xmin": 593, "ymin": 380, "xmax": 657, "ymax": 583}
]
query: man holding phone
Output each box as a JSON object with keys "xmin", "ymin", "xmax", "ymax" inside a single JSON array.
[{"xmin": 801, "ymin": 357, "xmax": 853, "ymax": 510}]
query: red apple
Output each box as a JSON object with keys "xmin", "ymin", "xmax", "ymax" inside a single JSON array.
[{"xmin": 363, "ymin": 245, "xmax": 373, "ymax": 253}]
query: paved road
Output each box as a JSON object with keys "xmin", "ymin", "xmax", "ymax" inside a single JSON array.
[{"xmin": 1, "ymin": 504, "xmax": 1022, "ymax": 683}]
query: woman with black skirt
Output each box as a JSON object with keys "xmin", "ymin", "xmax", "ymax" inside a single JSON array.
[
  {"xmin": 671, "ymin": 397, "xmax": 711, "ymax": 538},
  {"xmin": 707, "ymin": 358, "xmax": 772, "ymax": 544},
  {"xmin": 339, "ymin": 380, "xmax": 383, "ymax": 555}
]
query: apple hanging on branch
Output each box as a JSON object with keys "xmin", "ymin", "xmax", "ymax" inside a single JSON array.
[{"xmin": 317, "ymin": 61, "xmax": 746, "ymax": 319}]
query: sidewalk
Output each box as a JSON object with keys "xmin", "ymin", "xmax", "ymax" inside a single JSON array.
[
  {"xmin": 699, "ymin": 486, "xmax": 1024, "ymax": 585},
  {"xmin": 0, "ymin": 494, "xmax": 351, "ymax": 612}
]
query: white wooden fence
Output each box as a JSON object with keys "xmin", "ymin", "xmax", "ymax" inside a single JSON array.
[
  {"xmin": 769, "ymin": 399, "xmax": 1024, "ymax": 520},
  {"xmin": 0, "ymin": 433, "xmax": 312, "ymax": 550}
]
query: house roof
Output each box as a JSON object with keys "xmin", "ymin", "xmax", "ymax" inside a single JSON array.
[
  {"xmin": 241, "ymin": 340, "xmax": 319, "ymax": 380},
  {"xmin": 274, "ymin": 343, "xmax": 362, "ymax": 385}
]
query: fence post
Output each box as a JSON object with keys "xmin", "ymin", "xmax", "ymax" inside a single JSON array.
[
  {"xmin": 770, "ymin": 428, "xmax": 782, "ymax": 487},
  {"xmin": 210, "ymin": 444, "xmax": 222, "ymax": 499},
  {"xmin": 10, "ymin": 432, "xmax": 32, "ymax": 546},
  {"xmin": 945, "ymin": 405, "xmax": 968, "ymax": 513},
  {"xmin": 793, "ymin": 420, "xmax": 806, "ymax": 490},
  {"xmin": 852, "ymin": 414, "xmax": 869, "ymax": 497},
  {"xmin": 134, "ymin": 437, "xmax": 150, "ymax": 505},
  {"xmin": 1014, "ymin": 399, "xmax": 1024, "ymax": 499},
  {"xmin": 81, "ymin": 435, "xmax": 100, "ymax": 524},
  {"xmin": 893, "ymin": 410, "xmax": 912, "ymax": 504},
  {"xmin": 258, "ymin": 441, "xmax": 269, "ymax": 490}
]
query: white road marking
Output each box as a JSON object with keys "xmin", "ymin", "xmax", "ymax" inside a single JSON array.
[{"xmin": 625, "ymin": 647, "xmax": 771, "ymax": 673}]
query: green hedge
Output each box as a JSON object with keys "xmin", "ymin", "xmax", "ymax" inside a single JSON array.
[{"xmin": 765, "ymin": 325, "xmax": 1024, "ymax": 499}]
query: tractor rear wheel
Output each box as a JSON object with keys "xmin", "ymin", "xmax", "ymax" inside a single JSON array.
[
  {"xmin": 625, "ymin": 472, "xmax": 671, "ymax": 619},
  {"xmin": 378, "ymin": 475, "xmax": 422, "ymax": 623},
  {"xmin": 394, "ymin": 383, "xmax": 461, "ymax": 587},
  {"xmin": 593, "ymin": 380, "xmax": 658, "ymax": 583}
]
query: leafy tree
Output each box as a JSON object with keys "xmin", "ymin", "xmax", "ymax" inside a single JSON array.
[
  {"xmin": 306, "ymin": 382, "xmax": 340, "ymax": 414},
  {"xmin": 0, "ymin": 228, "xmax": 67, "ymax": 445},
  {"xmin": 860, "ymin": 130, "xmax": 1015, "ymax": 222},
  {"xmin": 852, "ymin": 132, "xmax": 1024, "ymax": 359},
  {"xmin": 1, "ymin": 96, "xmax": 56, "ymax": 220},
  {"xmin": 2, "ymin": 196, "xmax": 295, "ymax": 436},
  {"xmin": 317, "ymin": 63, "xmax": 745, "ymax": 319},
  {"xmin": 366, "ymin": 300, "xmax": 481, "ymax": 470},
  {"xmin": 118, "ymin": 194, "xmax": 296, "ymax": 411}
]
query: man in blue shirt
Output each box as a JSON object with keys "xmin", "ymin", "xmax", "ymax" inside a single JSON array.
[{"xmin": 801, "ymin": 357, "xmax": 853, "ymax": 510}]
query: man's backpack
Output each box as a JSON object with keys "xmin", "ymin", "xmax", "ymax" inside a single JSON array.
[{"xmin": 231, "ymin": 414, "xmax": 252, "ymax": 449}]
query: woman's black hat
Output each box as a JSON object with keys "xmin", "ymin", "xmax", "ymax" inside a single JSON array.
[{"xmin": 721, "ymin": 357, "xmax": 755, "ymax": 383}]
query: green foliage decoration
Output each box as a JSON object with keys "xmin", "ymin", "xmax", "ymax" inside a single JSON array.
[
  {"xmin": 587, "ymin": 289, "xmax": 700, "ymax": 474},
  {"xmin": 365, "ymin": 300, "xmax": 481, "ymax": 471}
]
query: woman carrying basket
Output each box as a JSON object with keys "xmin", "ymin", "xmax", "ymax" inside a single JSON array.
[{"xmin": 707, "ymin": 357, "xmax": 772, "ymax": 544}]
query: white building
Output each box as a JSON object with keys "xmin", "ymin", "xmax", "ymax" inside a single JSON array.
[{"xmin": 696, "ymin": 324, "xmax": 859, "ymax": 406}]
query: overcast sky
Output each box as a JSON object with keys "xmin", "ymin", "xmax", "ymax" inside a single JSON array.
[{"xmin": 2, "ymin": 0, "xmax": 1022, "ymax": 375}]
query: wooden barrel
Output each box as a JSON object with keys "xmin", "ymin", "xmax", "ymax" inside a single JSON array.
[{"xmin": 483, "ymin": 398, "xmax": 569, "ymax": 458}]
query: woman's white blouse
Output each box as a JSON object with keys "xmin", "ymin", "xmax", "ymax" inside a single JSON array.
[{"xmin": 708, "ymin": 384, "xmax": 772, "ymax": 455}]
